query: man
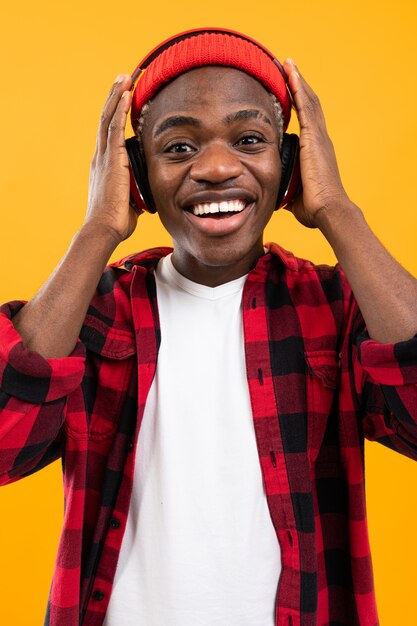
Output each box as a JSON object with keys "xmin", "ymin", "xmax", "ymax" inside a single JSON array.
[{"xmin": 0, "ymin": 28, "xmax": 416, "ymax": 626}]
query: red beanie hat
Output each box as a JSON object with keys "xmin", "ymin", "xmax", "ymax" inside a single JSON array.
[{"xmin": 130, "ymin": 30, "xmax": 291, "ymax": 134}]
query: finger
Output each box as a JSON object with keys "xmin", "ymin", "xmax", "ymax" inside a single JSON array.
[
  {"xmin": 283, "ymin": 59, "xmax": 318, "ymax": 103},
  {"xmin": 283, "ymin": 59, "xmax": 326, "ymax": 130},
  {"xmin": 106, "ymin": 89, "xmax": 133, "ymax": 153},
  {"xmin": 96, "ymin": 74, "xmax": 131, "ymax": 155}
]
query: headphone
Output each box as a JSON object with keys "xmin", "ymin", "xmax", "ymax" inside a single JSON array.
[{"xmin": 125, "ymin": 27, "xmax": 302, "ymax": 214}]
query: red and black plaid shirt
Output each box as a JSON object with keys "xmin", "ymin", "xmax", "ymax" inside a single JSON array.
[{"xmin": 1, "ymin": 242, "xmax": 417, "ymax": 626}]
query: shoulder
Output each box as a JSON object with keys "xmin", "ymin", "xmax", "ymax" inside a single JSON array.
[
  {"xmin": 80, "ymin": 246, "xmax": 172, "ymax": 356},
  {"xmin": 266, "ymin": 241, "xmax": 340, "ymax": 276},
  {"xmin": 91, "ymin": 246, "xmax": 172, "ymax": 314},
  {"xmin": 266, "ymin": 241, "xmax": 347, "ymax": 282},
  {"xmin": 265, "ymin": 241, "xmax": 354, "ymax": 311}
]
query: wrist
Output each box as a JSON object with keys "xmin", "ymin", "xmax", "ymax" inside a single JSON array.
[
  {"xmin": 79, "ymin": 219, "xmax": 124, "ymax": 251},
  {"xmin": 314, "ymin": 197, "xmax": 365, "ymax": 239}
]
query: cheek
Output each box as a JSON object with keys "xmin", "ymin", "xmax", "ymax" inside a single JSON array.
[
  {"xmin": 147, "ymin": 163, "xmax": 187, "ymax": 237},
  {"xmin": 257, "ymin": 153, "xmax": 281, "ymax": 206},
  {"xmin": 148, "ymin": 165, "xmax": 191, "ymax": 224},
  {"xmin": 142, "ymin": 135, "xmax": 180, "ymax": 210},
  {"xmin": 147, "ymin": 162, "xmax": 172, "ymax": 207},
  {"xmin": 268, "ymin": 151, "xmax": 282, "ymax": 187}
]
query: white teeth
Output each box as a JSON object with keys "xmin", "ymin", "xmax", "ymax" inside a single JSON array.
[{"xmin": 191, "ymin": 200, "xmax": 248, "ymax": 216}]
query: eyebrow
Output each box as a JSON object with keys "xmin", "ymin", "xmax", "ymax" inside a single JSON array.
[
  {"xmin": 153, "ymin": 116, "xmax": 201, "ymax": 138},
  {"xmin": 153, "ymin": 109, "xmax": 272, "ymax": 138},
  {"xmin": 225, "ymin": 109, "xmax": 272, "ymax": 126}
]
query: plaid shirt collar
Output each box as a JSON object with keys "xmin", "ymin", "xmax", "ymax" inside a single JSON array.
[{"xmin": 80, "ymin": 242, "xmax": 297, "ymax": 359}]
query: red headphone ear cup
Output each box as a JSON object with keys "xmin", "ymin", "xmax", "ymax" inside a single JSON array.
[
  {"xmin": 125, "ymin": 137, "xmax": 158, "ymax": 213},
  {"xmin": 276, "ymin": 133, "xmax": 302, "ymax": 210}
]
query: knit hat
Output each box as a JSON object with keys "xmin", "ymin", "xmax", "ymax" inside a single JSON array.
[{"xmin": 130, "ymin": 30, "xmax": 291, "ymax": 134}]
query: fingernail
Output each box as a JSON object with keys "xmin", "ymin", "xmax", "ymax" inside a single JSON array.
[{"xmin": 115, "ymin": 74, "xmax": 125, "ymax": 84}]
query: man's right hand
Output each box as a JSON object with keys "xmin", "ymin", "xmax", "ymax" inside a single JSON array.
[
  {"xmin": 12, "ymin": 74, "xmax": 144, "ymax": 358},
  {"xmin": 85, "ymin": 74, "xmax": 143, "ymax": 244}
]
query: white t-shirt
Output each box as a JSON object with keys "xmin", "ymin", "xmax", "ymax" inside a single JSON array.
[{"xmin": 104, "ymin": 253, "xmax": 281, "ymax": 626}]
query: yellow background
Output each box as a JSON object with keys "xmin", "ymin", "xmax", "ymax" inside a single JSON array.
[{"xmin": 1, "ymin": 0, "xmax": 417, "ymax": 623}]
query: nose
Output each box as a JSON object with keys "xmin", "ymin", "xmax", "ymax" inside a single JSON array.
[{"xmin": 189, "ymin": 141, "xmax": 244, "ymax": 183}]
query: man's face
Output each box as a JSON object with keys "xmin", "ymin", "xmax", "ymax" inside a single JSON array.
[{"xmin": 142, "ymin": 66, "xmax": 281, "ymax": 285}]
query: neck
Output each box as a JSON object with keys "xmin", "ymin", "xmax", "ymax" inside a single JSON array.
[{"xmin": 170, "ymin": 242, "xmax": 266, "ymax": 287}]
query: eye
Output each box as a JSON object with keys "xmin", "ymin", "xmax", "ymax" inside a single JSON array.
[
  {"xmin": 235, "ymin": 134, "xmax": 266, "ymax": 149},
  {"xmin": 164, "ymin": 142, "xmax": 194, "ymax": 154}
]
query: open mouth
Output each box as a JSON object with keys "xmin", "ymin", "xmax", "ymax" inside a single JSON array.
[{"xmin": 185, "ymin": 199, "xmax": 249, "ymax": 219}]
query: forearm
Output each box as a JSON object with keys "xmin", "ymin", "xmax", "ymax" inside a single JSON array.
[
  {"xmin": 13, "ymin": 222, "xmax": 120, "ymax": 358},
  {"xmin": 316, "ymin": 199, "xmax": 417, "ymax": 344}
]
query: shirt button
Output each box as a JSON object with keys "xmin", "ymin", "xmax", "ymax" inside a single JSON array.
[
  {"xmin": 110, "ymin": 517, "xmax": 120, "ymax": 529},
  {"xmin": 93, "ymin": 590, "xmax": 104, "ymax": 601}
]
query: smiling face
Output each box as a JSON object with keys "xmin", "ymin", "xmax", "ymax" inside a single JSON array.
[{"xmin": 141, "ymin": 66, "xmax": 282, "ymax": 286}]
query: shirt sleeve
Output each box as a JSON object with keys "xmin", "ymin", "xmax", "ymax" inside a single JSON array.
[
  {"xmin": 357, "ymin": 335, "xmax": 417, "ymax": 386},
  {"xmin": 0, "ymin": 301, "xmax": 86, "ymax": 485},
  {"xmin": 343, "ymin": 286, "xmax": 417, "ymax": 461}
]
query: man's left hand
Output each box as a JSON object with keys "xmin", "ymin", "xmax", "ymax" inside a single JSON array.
[{"xmin": 282, "ymin": 58, "xmax": 349, "ymax": 228}]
